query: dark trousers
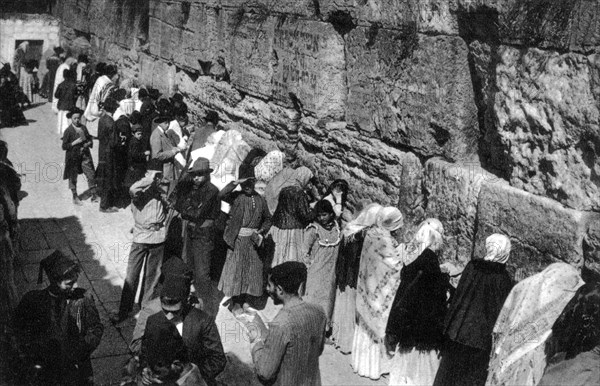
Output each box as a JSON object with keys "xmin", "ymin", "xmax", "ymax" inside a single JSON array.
[
  {"xmin": 99, "ymin": 187, "xmax": 117, "ymax": 210},
  {"xmin": 186, "ymin": 226, "xmax": 217, "ymax": 316},
  {"xmin": 68, "ymin": 154, "xmax": 97, "ymax": 192},
  {"xmin": 118, "ymin": 242, "xmax": 164, "ymax": 317}
]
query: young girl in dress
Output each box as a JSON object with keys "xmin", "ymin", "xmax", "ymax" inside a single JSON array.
[{"xmin": 303, "ymin": 200, "xmax": 342, "ymax": 332}]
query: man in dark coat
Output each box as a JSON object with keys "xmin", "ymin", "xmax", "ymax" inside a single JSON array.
[
  {"xmin": 95, "ymin": 97, "xmax": 120, "ymax": 212},
  {"xmin": 10, "ymin": 250, "xmax": 104, "ymax": 385},
  {"xmin": 61, "ymin": 108, "xmax": 98, "ymax": 205},
  {"xmin": 141, "ymin": 273, "xmax": 226, "ymax": 386},
  {"xmin": 172, "ymin": 158, "xmax": 220, "ymax": 317}
]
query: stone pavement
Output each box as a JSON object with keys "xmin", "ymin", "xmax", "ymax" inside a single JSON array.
[{"xmin": 2, "ymin": 102, "xmax": 386, "ymax": 386}]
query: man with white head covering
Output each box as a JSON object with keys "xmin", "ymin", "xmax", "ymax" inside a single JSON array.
[{"xmin": 434, "ymin": 234, "xmax": 514, "ymax": 386}]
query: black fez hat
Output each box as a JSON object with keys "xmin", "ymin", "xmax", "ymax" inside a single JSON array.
[
  {"xmin": 141, "ymin": 316, "xmax": 187, "ymax": 368},
  {"xmin": 160, "ymin": 257, "xmax": 192, "ymax": 282},
  {"xmin": 160, "ymin": 276, "xmax": 190, "ymax": 300},
  {"xmin": 66, "ymin": 107, "xmax": 84, "ymax": 119},
  {"xmin": 237, "ymin": 164, "xmax": 255, "ymax": 183},
  {"xmin": 38, "ymin": 250, "xmax": 80, "ymax": 284}
]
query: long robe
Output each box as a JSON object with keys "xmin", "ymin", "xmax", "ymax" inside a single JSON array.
[
  {"xmin": 218, "ymin": 191, "xmax": 271, "ymax": 297},
  {"xmin": 95, "ymin": 113, "xmax": 120, "ymax": 193}
]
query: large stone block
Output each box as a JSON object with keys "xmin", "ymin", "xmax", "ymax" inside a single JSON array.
[
  {"xmin": 492, "ymin": 46, "xmax": 600, "ymax": 211},
  {"xmin": 474, "ymin": 181, "xmax": 590, "ymax": 279},
  {"xmin": 496, "ymin": 0, "xmax": 600, "ymax": 53},
  {"xmin": 322, "ymin": 0, "xmax": 458, "ymax": 34},
  {"xmin": 424, "ymin": 158, "xmax": 497, "ymax": 266},
  {"xmin": 221, "ymin": 0, "xmax": 320, "ymax": 17},
  {"xmin": 583, "ymin": 215, "xmax": 600, "ymax": 277},
  {"xmin": 346, "ymin": 29, "xmax": 479, "ymax": 160},
  {"xmin": 271, "ymin": 18, "xmax": 346, "ymax": 119}
]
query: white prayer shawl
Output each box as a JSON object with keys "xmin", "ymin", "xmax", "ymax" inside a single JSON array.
[
  {"xmin": 84, "ymin": 75, "xmax": 111, "ymax": 122},
  {"xmin": 487, "ymin": 263, "xmax": 584, "ymax": 386}
]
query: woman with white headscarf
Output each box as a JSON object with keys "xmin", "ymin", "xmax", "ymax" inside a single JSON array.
[
  {"xmin": 266, "ymin": 166, "xmax": 316, "ymax": 267},
  {"xmin": 433, "ymin": 234, "xmax": 514, "ymax": 386},
  {"xmin": 385, "ymin": 219, "xmax": 448, "ymax": 385},
  {"xmin": 351, "ymin": 206, "xmax": 404, "ymax": 380},
  {"xmin": 486, "ymin": 262, "xmax": 583, "ymax": 386},
  {"xmin": 13, "ymin": 41, "xmax": 28, "ymax": 83},
  {"xmin": 52, "ymin": 56, "xmax": 77, "ymax": 113},
  {"xmin": 331, "ymin": 202, "xmax": 381, "ymax": 354}
]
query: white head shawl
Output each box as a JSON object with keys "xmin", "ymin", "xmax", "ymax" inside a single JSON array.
[
  {"xmin": 403, "ymin": 218, "xmax": 444, "ymax": 265},
  {"xmin": 376, "ymin": 206, "xmax": 404, "ymax": 233},
  {"xmin": 484, "ymin": 234, "xmax": 511, "ymax": 264},
  {"xmin": 342, "ymin": 203, "xmax": 384, "ymax": 239}
]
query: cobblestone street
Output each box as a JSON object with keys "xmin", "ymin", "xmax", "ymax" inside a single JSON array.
[{"xmin": 3, "ymin": 103, "xmax": 385, "ymax": 386}]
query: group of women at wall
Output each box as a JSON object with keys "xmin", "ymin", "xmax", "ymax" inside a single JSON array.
[
  {"xmin": 222, "ymin": 155, "xmax": 598, "ymax": 386},
  {"xmin": 313, "ymin": 199, "xmax": 599, "ymax": 386}
]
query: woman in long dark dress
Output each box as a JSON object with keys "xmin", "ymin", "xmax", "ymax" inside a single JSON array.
[
  {"xmin": 433, "ymin": 234, "xmax": 514, "ymax": 386},
  {"xmin": 95, "ymin": 98, "xmax": 120, "ymax": 213},
  {"xmin": 385, "ymin": 219, "xmax": 448, "ymax": 385}
]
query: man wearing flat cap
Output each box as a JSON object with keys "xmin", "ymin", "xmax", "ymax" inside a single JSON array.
[
  {"xmin": 10, "ymin": 250, "xmax": 104, "ymax": 385},
  {"xmin": 62, "ymin": 107, "xmax": 98, "ymax": 205},
  {"xmin": 172, "ymin": 157, "xmax": 220, "ymax": 317},
  {"xmin": 113, "ymin": 169, "xmax": 168, "ymax": 323}
]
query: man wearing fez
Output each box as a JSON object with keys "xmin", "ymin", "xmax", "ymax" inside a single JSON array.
[
  {"xmin": 11, "ymin": 250, "xmax": 104, "ymax": 385},
  {"xmin": 113, "ymin": 169, "xmax": 168, "ymax": 323},
  {"xmin": 150, "ymin": 115, "xmax": 187, "ymax": 195},
  {"xmin": 61, "ymin": 107, "xmax": 98, "ymax": 205},
  {"xmin": 140, "ymin": 270, "xmax": 226, "ymax": 386},
  {"xmin": 172, "ymin": 157, "xmax": 220, "ymax": 317}
]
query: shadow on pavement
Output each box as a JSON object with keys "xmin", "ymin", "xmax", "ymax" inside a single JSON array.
[{"xmin": 5, "ymin": 216, "xmax": 132, "ymax": 385}]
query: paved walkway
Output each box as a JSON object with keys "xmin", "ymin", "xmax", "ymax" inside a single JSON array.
[{"xmin": 2, "ymin": 102, "xmax": 386, "ymax": 386}]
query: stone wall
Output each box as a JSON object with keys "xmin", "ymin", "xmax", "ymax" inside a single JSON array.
[
  {"xmin": 0, "ymin": 14, "xmax": 60, "ymax": 66},
  {"xmin": 53, "ymin": 0, "xmax": 600, "ymax": 279}
]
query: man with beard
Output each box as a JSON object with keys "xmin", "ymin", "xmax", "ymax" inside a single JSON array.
[
  {"xmin": 10, "ymin": 250, "xmax": 104, "ymax": 385},
  {"xmin": 240, "ymin": 262, "xmax": 327, "ymax": 386},
  {"xmin": 172, "ymin": 157, "xmax": 220, "ymax": 317}
]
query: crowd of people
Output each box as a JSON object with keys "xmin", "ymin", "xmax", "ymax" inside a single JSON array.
[{"xmin": 1, "ymin": 47, "xmax": 599, "ymax": 386}]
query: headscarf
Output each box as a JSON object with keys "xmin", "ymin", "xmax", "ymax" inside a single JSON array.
[
  {"xmin": 355, "ymin": 206, "xmax": 404, "ymax": 341},
  {"xmin": 113, "ymin": 98, "xmax": 135, "ymax": 120},
  {"xmin": 487, "ymin": 263, "xmax": 584, "ymax": 386},
  {"xmin": 402, "ymin": 218, "xmax": 444, "ymax": 265},
  {"xmin": 376, "ymin": 206, "xmax": 403, "ymax": 233},
  {"xmin": 254, "ymin": 150, "xmax": 285, "ymax": 182},
  {"xmin": 484, "ymin": 234, "xmax": 511, "ymax": 264},
  {"xmin": 264, "ymin": 166, "xmax": 313, "ymax": 214},
  {"xmin": 210, "ymin": 129, "xmax": 251, "ymax": 190},
  {"xmin": 342, "ymin": 203, "xmax": 384, "ymax": 239}
]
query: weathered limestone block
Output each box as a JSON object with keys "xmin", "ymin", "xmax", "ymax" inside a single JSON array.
[
  {"xmin": 497, "ymin": 0, "xmax": 600, "ymax": 53},
  {"xmin": 583, "ymin": 215, "xmax": 600, "ymax": 277},
  {"xmin": 322, "ymin": 0, "xmax": 457, "ymax": 34},
  {"xmin": 271, "ymin": 19, "xmax": 346, "ymax": 119},
  {"xmin": 492, "ymin": 46, "xmax": 600, "ymax": 211},
  {"xmin": 474, "ymin": 181, "xmax": 590, "ymax": 279},
  {"xmin": 139, "ymin": 53, "xmax": 177, "ymax": 92},
  {"xmin": 424, "ymin": 158, "xmax": 497, "ymax": 266},
  {"xmin": 229, "ymin": 13, "xmax": 277, "ymax": 98},
  {"xmin": 346, "ymin": 29, "xmax": 479, "ymax": 160},
  {"xmin": 221, "ymin": 0, "xmax": 320, "ymax": 17}
]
